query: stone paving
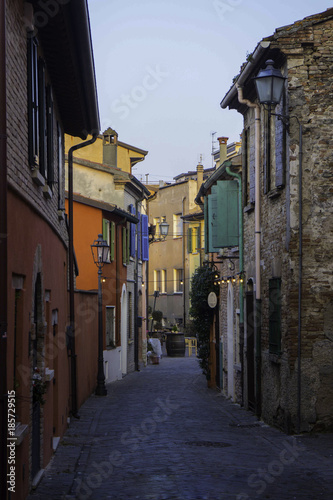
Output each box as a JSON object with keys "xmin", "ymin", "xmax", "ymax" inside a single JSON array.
[{"xmin": 27, "ymin": 354, "xmax": 333, "ymax": 500}]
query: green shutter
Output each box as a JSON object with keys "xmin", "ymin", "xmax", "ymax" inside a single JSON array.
[
  {"xmin": 196, "ymin": 225, "xmax": 201, "ymax": 251},
  {"xmin": 215, "ymin": 180, "xmax": 239, "ymax": 248},
  {"xmin": 204, "ymin": 197, "xmax": 208, "ymax": 253},
  {"xmin": 187, "ymin": 227, "xmax": 192, "ymax": 253},
  {"xmin": 110, "ymin": 222, "xmax": 115, "ymax": 262},
  {"xmin": 102, "ymin": 219, "xmax": 109, "ymax": 242}
]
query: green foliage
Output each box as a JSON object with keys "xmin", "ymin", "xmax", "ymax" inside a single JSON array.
[
  {"xmin": 152, "ymin": 310, "xmax": 163, "ymax": 330},
  {"xmin": 189, "ymin": 264, "xmax": 219, "ymax": 380}
]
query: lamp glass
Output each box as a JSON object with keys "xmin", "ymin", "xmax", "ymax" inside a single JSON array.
[
  {"xmin": 91, "ymin": 234, "xmax": 110, "ymax": 265},
  {"xmin": 254, "ymin": 60, "xmax": 285, "ymax": 105},
  {"xmin": 159, "ymin": 222, "xmax": 169, "ymax": 237}
]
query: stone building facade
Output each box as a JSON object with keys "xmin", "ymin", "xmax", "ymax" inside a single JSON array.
[{"xmin": 221, "ymin": 9, "xmax": 333, "ymax": 432}]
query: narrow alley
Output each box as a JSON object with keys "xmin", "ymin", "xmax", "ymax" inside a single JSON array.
[{"xmin": 27, "ymin": 355, "xmax": 333, "ymax": 500}]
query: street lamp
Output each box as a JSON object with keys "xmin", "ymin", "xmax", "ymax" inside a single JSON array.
[
  {"xmin": 159, "ymin": 221, "xmax": 169, "ymax": 239},
  {"xmin": 91, "ymin": 234, "xmax": 110, "ymax": 396},
  {"xmin": 253, "ymin": 59, "xmax": 286, "ymax": 106},
  {"xmin": 254, "ymin": 59, "xmax": 303, "ymax": 433},
  {"xmin": 149, "ymin": 220, "xmax": 169, "ymax": 242}
]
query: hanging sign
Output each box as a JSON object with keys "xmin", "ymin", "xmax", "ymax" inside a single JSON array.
[{"xmin": 208, "ymin": 291, "xmax": 217, "ymax": 309}]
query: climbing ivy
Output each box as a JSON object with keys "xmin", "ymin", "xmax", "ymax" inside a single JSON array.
[{"xmin": 189, "ymin": 264, "xmax": 219, "ymax": 380}]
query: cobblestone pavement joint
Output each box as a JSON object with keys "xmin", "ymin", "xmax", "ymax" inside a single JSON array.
[{"xmin": 27, "ymin": 355, "xmax": 333, "ymax": 500}]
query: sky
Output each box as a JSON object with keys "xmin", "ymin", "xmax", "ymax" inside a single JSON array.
[{"xmin": 88, "ymin": 0, "xmax": 331, "ymax": 183}]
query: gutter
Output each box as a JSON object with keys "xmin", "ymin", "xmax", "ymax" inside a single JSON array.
[
  {"xmin": 0, "ymin": 3, "xmax": 7, "ymax": 497},
  {"xmin": 220, "ymin": 41, "xmax": 270, "ymax": 109},
  {"xmin": 68, "ymin": 134, "xmax": 99, "ymax": 417}
]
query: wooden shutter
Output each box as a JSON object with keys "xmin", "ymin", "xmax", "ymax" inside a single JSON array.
[
  {"xmin": 27, "ymin": 37, "xmax": 39, "ymax": 168},
  {"xmin": 141, "ymin": 214, "xmax": 149, "ymax": 261},
  {"xmin": 204, "ymin": 197, "xmax": 209, "ymax": 253},
  {"xmin": 187, "ymin": 227, "xmax": 192, "ymax": 253},
  {"xmin": 215, "ymin": 180, "xmax": 239, "ymax": 248},
  {"xmin": 110, "ymin": 221, "xmax": 115, "ymax": 262},
  {"xmin": 122, "ymin": 227, "xmax": 127, "ymax": 265},
  {"xmin": 46, "ymin": 85, "xmax": 54, "ymax": 186},
  {"xmin": 38, "ymin": 58, "xmax": 46, "ymax": 177},
  {"xmin": 196, "ymin": 225, "xmax": 201, "ymax": 251},
  {"xmin": 129, "ymin": 204, "xmax": 136, "ymax": 258},
  {"xmin": 275, "ymin": 92, "xmax": 286, "ymax": 188},
  {"xmin": 137, "ymin": 212, "xmax": 141, "ymax": 260}
]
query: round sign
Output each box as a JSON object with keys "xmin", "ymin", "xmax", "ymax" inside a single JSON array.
[{"xmin": 208, "ymin": 292, "xmax": 217, "ymax": 308}]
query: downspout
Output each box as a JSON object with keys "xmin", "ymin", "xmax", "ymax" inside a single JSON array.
[
  {"xmin": 297, "ymin": 120, "xmax": 303, "ymax": 434},
  {"xmin": 225, "ymin": 164, "xmax": 244, "ymax": 404},
  {"xmin": 68, "ymin": 134, "xmax": 98, "ymax": 417},
  {"xmin": 0, "ymin": 3, "xmax": 7, "ymax": 498},
  {"xmin": 134, "ymin": 192, "xmax": 145, "ymax": 371},
  {"xmin": 182, "ymin": 196, "xmax": 186, "ymax": 328},
  {"xmin": 236, "ymin": 85, "xmax": 262, "ymax": 416}
]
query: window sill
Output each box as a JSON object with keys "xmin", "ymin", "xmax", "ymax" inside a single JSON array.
[
  {"xmin": 268, "ymin": 188, "xmax": 282, "ymax": 200},
  {"xmin": 31, "ymin": 168, "xmax": 45, "ymax": 187},
  {"xmin": 269, "ymin": 353, "xmax": 282, "ymax": 364},
  {"xmin": 57, "ymin": 209, "xmax": 65, "ymax": 221},
  {"xmin": 43, "ymin": 184, "xmax": 53, "ymax": 199},
  {"xmin": 173, "ymin": 292, "xmax": 183, "ymax": 295},
  {"xmin": 244, "ymin": 203, "xmax": 254, "ymax": 214}
]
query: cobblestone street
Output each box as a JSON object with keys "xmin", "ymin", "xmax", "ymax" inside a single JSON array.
[{"xmin": 27, "ymin": 355, "xmax": 333, "ymax": 500}]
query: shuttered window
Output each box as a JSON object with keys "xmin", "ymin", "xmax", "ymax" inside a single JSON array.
[
  {"xmin": 129, "ymin": 204, "xmax": 136, "ymax": 258},
  {"xmin": 141, "ymin": 214, "xmax": 149, "ymax": 261},
  {"xmin": 27, "ymin": 36, "xmax": 39, "ymax": 168},
  {"xmin": 187, "ymin": 227, "xmax": 192, "ymax": 253}
]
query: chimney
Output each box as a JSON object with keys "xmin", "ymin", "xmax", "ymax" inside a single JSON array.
[
  {"xmin": 217, "ymin": 137, "xmax": 228, "ymax": 165},
  {"xmin": 103, "ymin": 127, "xmax": 118, "ymax": 167},
  {"xmin": 197, "ymin": 161, "xmax": 204, "ymax": 191}
]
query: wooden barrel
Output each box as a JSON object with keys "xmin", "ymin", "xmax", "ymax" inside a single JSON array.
[{"xmin": 166, "ymin": 333, "xmax": 185, "ymax": 357}]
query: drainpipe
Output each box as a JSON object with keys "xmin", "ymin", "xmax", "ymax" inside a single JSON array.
[
  {"xmin": 134, "ymin": 193, "xmax": 145, "ymax": 371},
  {"xmin": 296, "ymin": 119, "xmax": 303, "ymax": 434},
  {"xmin": 0, "ymin": 2, "xmax": 7, "ymax": 498},
  {"xmin": 236, "ymin": 85, "xmax": 262, "ymax": 416},
  {"xmin": 182, "ymin": 196, "xmax": 186, "ymax": 328},
  {"xmin": 225, "ymin": 163, "xmax": 244, "ymax": 404},
  {"xmin": 68, "ymin": 134, "xmax": 98, "ymax": 417}
]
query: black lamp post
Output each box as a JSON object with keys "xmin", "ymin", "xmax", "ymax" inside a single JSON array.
[
  {"xmin": 91, "ymin": 234, "xmax": 110, "ymax": 396},
  {"xmin": 254, "ymin": 59, "xmax": 303, "ymax": 433}
]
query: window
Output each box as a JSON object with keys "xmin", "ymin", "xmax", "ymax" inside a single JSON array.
[
  {"xmin": 141, "ymin": 214, "xmax": 149, "ymax": 261},
  {"xmin": 161, "ymin": 270, "xmax": 166, "ymax": 294},
  {"xmin": 57, "ymin": 123, "xmax": 65, "ymax": 211},
  {"xmin": 122, "ymin": 226, "xmax": 130, "ymax": 265},
  {"xmin": 187, "ymin": 227, "xmax": 193, "ymax": 253},
  {"xmin": 174, "ymin": 269, "xmax": 183, "ymax": 293},
  {"xmin": 154, "ymin": 270, "xmax": 161, "ymax": 292},
  {"xmin": 27, "ymin": 36, "xmax": 54, "ymax": 189},
  {"xmin": 188, "ymin": 226, "xmax": 200, "ymax": 254},
  {"xmin": 103, "ymin": 218, "xmax": 115, "ymax": 263},
  {"xmin": 155, "ymin": 270, "xmax": 166, "ymax": 293},
  {"xmin": 263, "ymin": 91, "xmax": 287, "ymax": 194},
  {"xmin": 173, "ymin": 214, "xmax": 183, "ymax": 238},
  {"xmin": 129, "ymin": 204, "xmax": 136, "ymax": 258},
  {"xmin": 27, "ymin": 36, "xmax": 39, "ymax": 168},
  {"xmin": 105, "ymin": 306, "xmax": 116, "ymax": 348},
  {"xmin": 269, "ymin": 278, "xmax": 282, "ymax": 354}
]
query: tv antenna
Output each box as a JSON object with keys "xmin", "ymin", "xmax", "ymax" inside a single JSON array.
[{"xmin": 211, "ymin": 131, "xmax": 217, "ymax": 167}]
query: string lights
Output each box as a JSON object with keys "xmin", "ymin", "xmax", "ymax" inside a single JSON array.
[{"xmin": 214, "ymin": 272, "xmax": 245, "ymax": 286}]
